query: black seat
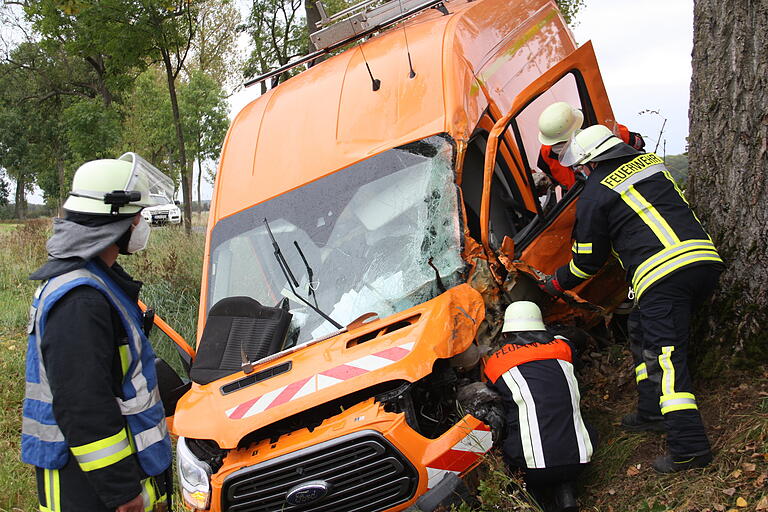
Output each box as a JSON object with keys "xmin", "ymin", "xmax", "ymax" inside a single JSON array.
[{"xmin": 190, "ymin": 296, "xmax": 292, "ymax": 385}]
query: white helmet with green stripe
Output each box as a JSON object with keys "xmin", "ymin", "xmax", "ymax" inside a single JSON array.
[{"xmin": 64, "ymin": 153, "xmax": 175, "ymax": 216}]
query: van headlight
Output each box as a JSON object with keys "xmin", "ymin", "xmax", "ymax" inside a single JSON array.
[{"xmin": 177, "ymin": 436, "xmax": 212, "ymax": 510}]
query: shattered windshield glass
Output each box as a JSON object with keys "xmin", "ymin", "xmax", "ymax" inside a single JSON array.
[{"xmin": 208, "ymin": 135, "xmax": 464, "ymax": 349}]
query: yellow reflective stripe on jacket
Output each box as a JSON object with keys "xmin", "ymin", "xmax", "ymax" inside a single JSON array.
[
  {"xmin": 633, "ymin": 239, "xmax": 718, "ymax": 288},
  {"xmin": 42, "ymin": 468, "xmax": 60, "ymax": 512},
  {"xmin": 635, "ymin": 363, "xmax": 648, "ymax": 383},
  {"xmin": 71, "ymin": 427, "xmax": 132, "ymax": 472},
  {"xmin": 634, "ymin": 248, "xmax": 723, "ymax": 299},
  {"xmin": 622, "ymin": 186, "xmax": 680, "ymax": 247},
  {"xmin": 119, "ymin": 343, "xmax": 131, "ymax": 378},
  {"xmin": 610, "ymin": 245, "xmax": 624, "ymax": 268},
  {"xmin": 572, "ymin": 242, "xmax": 593, "ymax": 255},
  {"xmin": 569, "ymin": 260, "xmax": 594, "ymax": 280},
  {"xmin": 660, "ymin": 391, "xmax": 698, "ymax": 414}
]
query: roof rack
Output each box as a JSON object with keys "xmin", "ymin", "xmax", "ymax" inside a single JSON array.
[{"xmin": 243, "ymin": 0, "xmax": 449, "ymax": 89}]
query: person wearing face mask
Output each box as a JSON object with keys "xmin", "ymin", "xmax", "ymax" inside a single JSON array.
[
  {"xmin": 537, "ymin": 102, "xmax": 645, "ymax": 190},
  {"xmin": 538, "ymin": 125, "xmax": 724, "ymax": 473},
  {"xmin": 22, "ymin": 153, "xmax": 173, "ymax": 511}
]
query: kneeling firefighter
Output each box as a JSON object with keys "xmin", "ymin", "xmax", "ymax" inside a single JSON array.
[
  {"xmin": 22, "ymin": 154, "xmax": 174, "ymax": 511},
  {"xmin": 460, "ymin": 301, "xmax": 595, "ymax": 512}
]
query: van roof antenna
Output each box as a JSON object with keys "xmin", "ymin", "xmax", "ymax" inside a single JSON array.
[
  {"xmin": 243, "ymin": 0, "xmax": 448, "ymax": 89},
  {"xmin": 397, "ymin": 0, "xmax": 417, "ymax": 78}
]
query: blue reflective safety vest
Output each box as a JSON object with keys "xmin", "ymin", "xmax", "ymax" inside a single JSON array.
[{"xmin": 22, "ymin": 261, "xmax": 172, "ymax": 476}]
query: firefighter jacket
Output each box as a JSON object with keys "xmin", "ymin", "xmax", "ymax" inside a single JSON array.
[
  {"xmin": 554, "ymin": 151, "xmax": 723, "ymax": 299},
  {"xmin": 538, "ymin": 124, "xmax": 643, "ymax": 190},
  {"xmin": 22, "ymin": 258, "xmax": 171, "ymax": 509},
  {"xmin": 484, "ymin": 331, "xmax": 594, "ymax": 470}
]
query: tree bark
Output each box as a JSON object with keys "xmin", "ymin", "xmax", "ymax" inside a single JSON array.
[
  {"xmin": 689, "ymin": 0, "xmax": 768, "ymax": 369},
  {"xmin": 161, "ymin": 48, "xmax": 192, "ymax": 234}
]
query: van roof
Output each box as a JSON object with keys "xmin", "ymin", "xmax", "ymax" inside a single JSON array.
[{"xmin": 212, "ymin": 0, "xmax": 563, "ymax": 221}]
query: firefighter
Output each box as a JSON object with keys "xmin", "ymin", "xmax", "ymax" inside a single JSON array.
[
  {"xmin": 22, "ymin": 154, "xmax": 173, "ymax": 511},
  {"xmin": 539, "ymin": 124, "xmax": 724, "ymax": 472},
  {"xmin": 462, "ymin": 301, "xmax": 595, "ymax": 512},
  {"xmin": 537, "ymin": 102, "xmax": 645, "ymax": 189}
]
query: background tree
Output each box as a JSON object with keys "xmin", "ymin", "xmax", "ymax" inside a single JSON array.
[
  {"xmin": 688, "ymin": 0, "xmax": 768, "ymax": 366},
  {"xmin": 179, "ymin": 70, "xmax": 229, "ymax": 212},
  {"xmin": 188, "ymin": 0, "xmax": 243, "ymax": 93}
]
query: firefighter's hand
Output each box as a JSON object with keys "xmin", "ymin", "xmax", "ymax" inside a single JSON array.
[
  {"xmin": 116, "ymin": 494, "xmax": 144, "ymax": 512},
  {"xmin": 629, "ymin": 132, "xmax": 646, "ymax": 151},
  {"xmin": 538, "ymin": 274, "xmax": 565, "ymax": 298},
  {"xmin": 457, "ymin": 382, "xmax": 506, "ymax": 444}
]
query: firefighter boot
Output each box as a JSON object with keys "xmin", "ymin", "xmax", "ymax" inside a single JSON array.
[
  {"xmin": 652, "ymin": 452, "xmax": 713, "ymax": 473},
  {"xmin": 553, "ymin": 482, "xmax": 578, "ymax": 512},
  {"xmin": 620, "ymin": 411, "xmax": 665, "ymax": 433}
]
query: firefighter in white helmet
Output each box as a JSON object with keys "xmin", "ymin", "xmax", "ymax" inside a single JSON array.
[
  {"xmin": 22, "ymin": 153, "xmax": 174, "ymax": 511},
  {"xmin": 537, "ymin": 102, "xmax": 645, "ymax": 190},
  {"xmin": 459, "ymin": 301, "xmax": 595, "ymax": 512},
  {"xmin": 539, "ymin": 124, "xmax": 724, "ymax": 473}
]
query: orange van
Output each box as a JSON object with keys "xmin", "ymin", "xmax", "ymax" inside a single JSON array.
[{"xmin": 165, "ymin": 0, "xmax": 629, "ymax": 510}]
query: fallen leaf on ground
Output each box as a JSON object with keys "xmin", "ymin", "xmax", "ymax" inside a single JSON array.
[
  {"xmin": 731, "ymin": 469, "xmax": 743, "ymax": 479},
  {"xmin": 608, "ymin": 488, "xmax": 616, "ymax": 495},
  {"xmin": 724, "ymin": 487, "xmax": 737, "ymax": 496},
  {"xmin": 742, "ymin": 462, "xmax": 757, "ymax": 472},
  {"xmin": 756, "ymin": 473, "xmax": 767, "ymax": 486},
  {"xmin": 714, "ymin": 505, "xmax": 725, "ymax": 512},
  {"xmin": 736, "ymin": 497, "xmax": 748, "ymax": 507},
  {"xmin": 756, "ymin": 496, "xmax": 768, "ymax": 510},
  {"xmin": 627, "ymin": 465, "xmax": 640, "ymax": 476}
]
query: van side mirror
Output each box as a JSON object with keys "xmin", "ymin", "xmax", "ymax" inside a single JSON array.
[{"xmin": 174, "ymin": 200, "xmax": 180, "ymax": 206}]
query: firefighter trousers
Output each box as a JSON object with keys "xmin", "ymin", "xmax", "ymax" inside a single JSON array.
[
  {"xmin": 636, "ymin": 264, "xmax": 721, "ymax": 457},
  {"xmin": 628, "ymin": 308, "xmax": 662, "ymax": 418}
]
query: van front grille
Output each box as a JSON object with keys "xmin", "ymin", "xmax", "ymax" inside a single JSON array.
[{"xmin": 222, "ymin": 431, "xmax": 417, "ymax": 512}]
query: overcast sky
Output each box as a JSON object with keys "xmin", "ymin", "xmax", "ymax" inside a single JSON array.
[{"xmin": 571, "ymin": 0, "xmax": 694, "ymax": 155}]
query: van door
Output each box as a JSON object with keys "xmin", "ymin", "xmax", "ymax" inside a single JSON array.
[{"xmin": 480, "ymin": 41, "xmax": 628, "ymax": 309}]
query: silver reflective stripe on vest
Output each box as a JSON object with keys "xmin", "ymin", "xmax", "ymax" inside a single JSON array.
[
  {"xmin": 118, "ymin": 386, "xmax": 162, "ymax": 416},
  {"xmin": 22, "ymin": 417, "xmax": 65, "ymax": 443},
  {"xmin": 26, "ymin": 380, "xmax": 53, "ymax": 403},
  {"xmin": 133, "ymin": 417, "xmax": 169, "ymax": 452},
  {"xmin": 609, "ymin": 163, "xmax": 666, "ymax": 194}
]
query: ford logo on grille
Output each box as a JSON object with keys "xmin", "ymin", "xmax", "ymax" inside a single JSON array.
[{"xmin": 285, "ymin": 480, "xmax": 331, "ymax": 505}]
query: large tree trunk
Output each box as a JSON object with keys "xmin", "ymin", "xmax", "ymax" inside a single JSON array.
[
  {"xmin": 161, "ymin": 49, "xmax": 192, "ymax": 235},
  {"xmin": 688, "ymin": 0, "xmax": 768, "ymax": 369},
  {"xmin": 14, "ymin": 174, "xmax": 25, "ymax": 220}
]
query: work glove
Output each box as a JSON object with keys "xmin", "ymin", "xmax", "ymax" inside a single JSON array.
[
  {"xmin": 628, "ymin": 132, "xmax": 646, "ymax": 151},
  {"xmin": 538, "ymin": 273, "xmax": 565, "ymax": 298},
  {"xmin": 457, "ymin": 382, "xmax": 505, "ymax": 444}
]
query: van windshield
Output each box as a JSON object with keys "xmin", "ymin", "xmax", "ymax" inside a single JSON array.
[{"xmin": 208, "ymin": 135, "xmax": 464, "ymax": 348}]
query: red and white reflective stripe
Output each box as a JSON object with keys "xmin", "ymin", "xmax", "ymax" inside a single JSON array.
[
  {"xmin": 226, "ymin": 342, "xmax": 415, "ymax": 420},
  {"xmin": 425, "ymin": 425, "xmax": 493, "ymax": 489}
]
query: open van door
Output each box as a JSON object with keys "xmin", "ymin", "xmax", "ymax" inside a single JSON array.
[{"xmin": 480, "ymin": 41, "xmax": 629, "ymax": 318}]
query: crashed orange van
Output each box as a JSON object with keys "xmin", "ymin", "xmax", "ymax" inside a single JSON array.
[{"xmin": 166, "ymin": 0, "xmax": 629, "ymax": 509}]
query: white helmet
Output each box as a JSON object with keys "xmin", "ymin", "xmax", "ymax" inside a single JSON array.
[
  {"xmin": 559, "ymin": 124, "xmax": 624, "ymax": 167},
  {"xmin": 538, "ymin": 102, "xmax": 584, "ymax": 145},
  {"xmin": 64, "ymin": 152, "xmax": 175, "ymax": 216},
  {"xmin": 502, "ymin": 301, "xmax": 546, "ymax": 333}
]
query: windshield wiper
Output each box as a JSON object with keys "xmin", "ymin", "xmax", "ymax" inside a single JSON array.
[
  {"xmin": 293, "ymin": 240, "xmax": 319, "ymax": 308},
  {"xmin": 264, "ymin": 218, "xmax": 343, "ymax": 329}
]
